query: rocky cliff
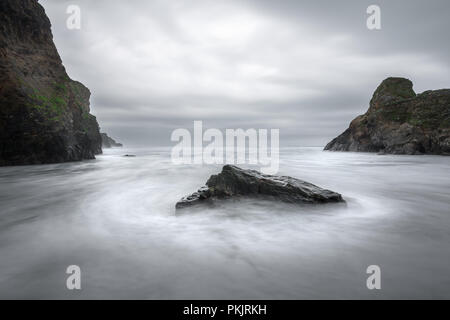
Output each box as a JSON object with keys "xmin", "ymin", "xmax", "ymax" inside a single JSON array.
[
  {"xmin": 0, "ymin": 0, "xmax": 102, "ymax": 166},
  {"xmin": 324, "ymin": 77, "xmax": 450, "ymax": 155}
]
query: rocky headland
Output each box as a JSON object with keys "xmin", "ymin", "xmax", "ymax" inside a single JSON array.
[
  {"xmin": 176, "ymin": 165, "xmax": 344, "ymax": 209},
  {"xmin": 324, "ymin": 77, "xmax": 450, "ymax": 155},
  {"xmin": 101, "ymin": 133, "xmax": 123, "ymax": 148},
  {"xmin": 0, "ymin": 0, "xmax": 102, "ymax": 166}
]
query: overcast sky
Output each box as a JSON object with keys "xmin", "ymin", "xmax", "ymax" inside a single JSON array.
[{"xmin": 40, "ymin": 0, "xmax": 450, "ymax": 147}]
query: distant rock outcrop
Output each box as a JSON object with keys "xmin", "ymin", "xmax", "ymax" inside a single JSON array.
[
  {"xmin": 0, "ymin": 0, "xmax": 102, "ymax": 166},
  {"xmin": 324, "ymin": 77, "xmax": 450, "ymax": 155},
  {"xmin": 101, "ymin": 133, "xmax": 123, "ymax": 148},
  {"xmin": 176, "ymin": 165, "xmax": 344, "ymax": 209}
]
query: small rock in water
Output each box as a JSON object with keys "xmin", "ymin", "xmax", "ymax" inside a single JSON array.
[
  {"xmin": 176, "ymin": 165, "xmax": 344, "ymax": 209},
  {"xmin": 123, "ymin": 154, "xmax": 136, "ymax": 157}
]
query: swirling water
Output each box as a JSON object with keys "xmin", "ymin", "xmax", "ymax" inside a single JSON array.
[{"xmin": 0, "ymin": 147, "xmax": 449, "ymax": 299}]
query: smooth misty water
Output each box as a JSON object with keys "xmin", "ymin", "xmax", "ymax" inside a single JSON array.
[{"xmin": 0, "ymin": 147, "xmax": 449, "ymax": 299}]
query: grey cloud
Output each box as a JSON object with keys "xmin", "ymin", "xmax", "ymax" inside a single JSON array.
[{"xmin": 40, "ymin": 0, "xmax": 450, "ymax": 147}]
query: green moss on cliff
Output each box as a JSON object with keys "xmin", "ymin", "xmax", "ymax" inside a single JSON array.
[
  {"xmin": 29, "ymin": 89, "xmax": 67, "ymax": 118},
  {"xmin": 376, "ymin": 89, "xmax": 450, "ymax": 130},
  {"xmin": 373, "ymin": 77, "xmax": 416, "ymax": 100}
]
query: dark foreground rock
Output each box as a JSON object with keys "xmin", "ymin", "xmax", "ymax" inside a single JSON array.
[
  {"xmin": 101, "ymin": 133, "xmax": 123, "ymax": 148},
  {"xmin": 0, "ymin": 0, "xmax": 102, "ymax": 166},
  {"xmin": 324, "ymin": 77, "xmax": 450, "ymax": 155},
  {"xmin": 176, "ymin": 165, "xmax": 344, "ymax": 209}
]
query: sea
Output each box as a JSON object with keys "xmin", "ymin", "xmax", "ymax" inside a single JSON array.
[{"xmin": 0, "ymin": 147, "xmax": 449, "ymax": 299}]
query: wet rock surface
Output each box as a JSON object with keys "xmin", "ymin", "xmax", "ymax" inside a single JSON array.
[{"xmin": 176, "ymin": 165, "xmax": 344, "ymax": 209}]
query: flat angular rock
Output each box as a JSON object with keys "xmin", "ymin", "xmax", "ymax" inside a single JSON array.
[{"xmin": 176, "ymin": 165, "xmax": 344, "ymax": 209}]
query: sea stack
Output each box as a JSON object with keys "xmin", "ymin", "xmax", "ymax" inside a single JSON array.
[
  {"xmin": 101, "ymin": 133, "xmax": 123, "ymax": 148},
  {"xmin": 324, "ymin": 77, "xmax": 450, "ymax": 155},
  {"xmin": 0, "ymin": 0, "xmax": 102, "ymax": 166}
]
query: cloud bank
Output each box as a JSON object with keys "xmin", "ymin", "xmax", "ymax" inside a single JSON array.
[{"xmin": 40, "ymin": 0, "xmax": 450, "ymax": 146}]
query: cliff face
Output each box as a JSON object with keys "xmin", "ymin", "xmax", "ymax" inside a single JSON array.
[
  {"xmin": 0, "ymin": 0, "xmax": 102, "ymax": 166},
  {"xmin": 324, "ymin": 77, "xmax": 450, "ymax": 155}
]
